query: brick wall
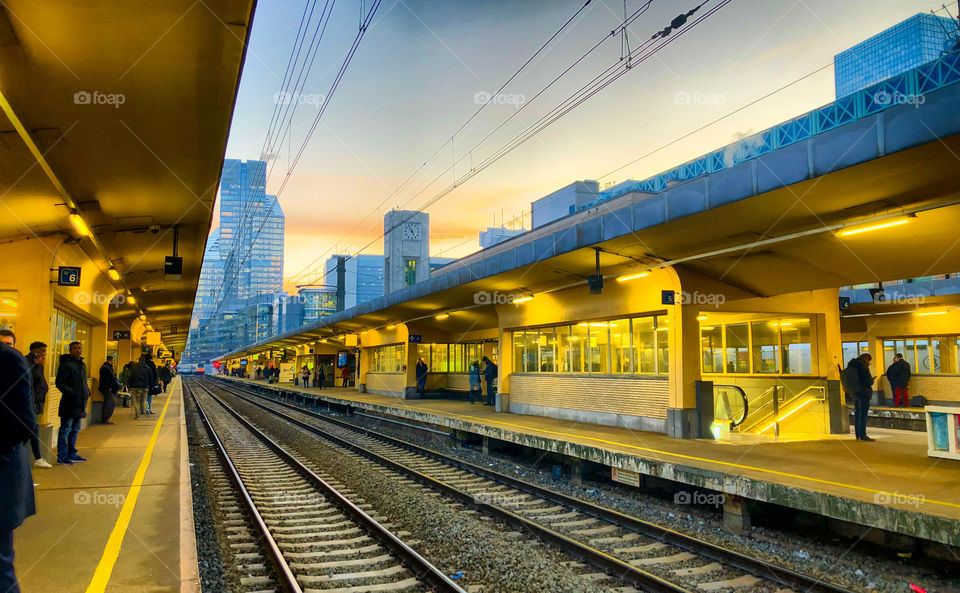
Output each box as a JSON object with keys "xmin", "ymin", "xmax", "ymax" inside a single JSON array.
[
  {"xmin": 365, "ymin": 372, "xmax": 405, "ymax": 396},
  {"xmin": 510, "ymin": 374, "xmax": 669, "ymax": 419},
  {"xmin": 880, "ymin": 375, "xmax": 960, "ymax": 403}
]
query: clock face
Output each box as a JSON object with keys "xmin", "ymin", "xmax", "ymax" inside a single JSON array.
[{"xmin": 402, "ymin": 223, "xmax": 422, "ymax": 240}]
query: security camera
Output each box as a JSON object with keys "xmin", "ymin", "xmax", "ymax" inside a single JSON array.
[{"xmin": 149, "ymin": 225, "xmax": 160, "ymax": 234}]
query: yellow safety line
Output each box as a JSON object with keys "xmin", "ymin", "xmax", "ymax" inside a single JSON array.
[
  {"xmin": 84, "ymin": 389, "xmax": 175, "ymax": 593},
  {"xmin": 250, "ymin": 379, "xmax": 959, "ymax": 511}
]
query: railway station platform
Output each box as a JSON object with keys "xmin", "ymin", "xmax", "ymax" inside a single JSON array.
[
  {"xmin": 13, "ymin": 377, "xmax": 196, "ymax": 593},
  {"xmin": 217, "ymin": 375, "xmax": 960, "ymax": 549}
]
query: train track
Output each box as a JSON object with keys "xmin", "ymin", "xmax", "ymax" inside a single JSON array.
[
  {"xmin": 203, "ymin": 377, "xmax": 859, "ymax": 593},
  {"xmin": 185, "ymin": 380, "xmax": 465, "ymax": 593}
]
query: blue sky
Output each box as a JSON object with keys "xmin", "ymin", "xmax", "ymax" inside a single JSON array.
[{"xmin": 219, "ymin": 0, "xmax": 948, "ymax": 287}]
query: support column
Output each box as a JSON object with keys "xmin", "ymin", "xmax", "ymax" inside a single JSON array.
[
  {"xmin": 569, "ymin": 457, "xmax": 582, "ymax": 486},
  {"xmin": 482, "ymin": 435, "xmax": 490, "ymax": 456},
  {"xmin": 666, "ymin": 301, "xmax": 704, "ymax": 438},
  {"xmin": 723, "ymin": 494, "xmax": 751, "ymax": 535}
]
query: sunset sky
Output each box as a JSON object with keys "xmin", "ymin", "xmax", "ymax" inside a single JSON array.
[{"xmin": 217, "ymin": 0, "xmax": 947, "ymax": 291}]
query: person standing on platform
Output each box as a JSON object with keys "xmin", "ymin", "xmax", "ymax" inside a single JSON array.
[
  {"xmin": 25, "ymin": 342, "xmax": 51, "ymax": 469},
  {"xmin": 0, "ymin": 335, "xmax": 37, "ymax": 593},
  {"xmin": 844, "ymin": 352, "xmax": 875, "ymax": 442},
  {"xmin": 316, "ymin": 364, "xmax": 326, "ymax": 390},
  {"xmin": 482, "ymin": 356, "xmax": 498, "ymax": 406},
  {"xmin": 97, "ymin": 355, "xmax": 121, "ymax": 425},
  {"xmin": 468, "ymin": 361, "xmax": 482, "ymax": 404},
  {"xmin": 340, "ymin": 365, "xmax": 351, "ymax": 388},
  {"xmin": 55, "ymin": 341, "xmax": 90, "ymax": 463},
  {"xmin": 300, "ymin": 365, "xmax": 310, "ymax": 387},
  {"xmin": 120, "ymin": 360, "xmax": 135, "ymax": 407},
  {"xmin": 144, "ymin": 353, "xmax": 159, "ymax": 414},
  {"xmin": 415, "ymin": 358, "xmax": 428, "ymax": 396},
  {"xmin": 886, "ymin": 353, "xmax": 912, "ymax": 408},
  {"xmin": 0, "ymin": 330, "xmax": 13, "ymax": 347},
  {"xmin": 158, "ymin": 362, "xmax": 172, "ymax": 392},
  {"xmin": 126, "ymin": 354, "xmax": 152, "ymax": 420}
]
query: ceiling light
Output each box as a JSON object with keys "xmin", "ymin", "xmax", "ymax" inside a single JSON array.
[
  {"xmin": 696, "ymin": 315, "xmax": 708, "ymax": 321},
  {"xmin": 435, "ymin": 313, "xmax": 450, "ymax": 320},
  {"xmin": 126, "ymin": 296, "xmax": 135, "ymax": 304},
  {"xmin": 617, "ymin": 271, "xmax": 649, "ymax": 282},
  {"xmin": 69, "ymin": 212, "xmax": 91, "ymax": 237},
  {"xmin": 917, "ymin": 310, "xmax": 947, "ymax": 316},
  {"xmin": 107, "ymin": 267, "xmax": 121, "ymax": 281},
  {"xmin": 386, "ymin": 324, "xmax": 396, "ymax": 330},
  {"xmin": 512, "ymin": 296, "xmax": 533, "ymax": 304},
  {"xmin": 838, "ymin": 217, "xmax": 912, "ymax": 237}
]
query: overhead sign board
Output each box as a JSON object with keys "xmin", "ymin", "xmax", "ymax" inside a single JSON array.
[
  {"xmin": 661, "ymin": 290, "xmax": 676, "ymax": 305},
  {"xmin": 408, "ymin": 334, "xmax": 422, "ymax": 343},
  {"xmin": 112, "ymin": 330, "xmax": 131, "ymax": 340},
  {"xmin": 58, "ymin": 266, "xmax": 81, "ymax": 287}
]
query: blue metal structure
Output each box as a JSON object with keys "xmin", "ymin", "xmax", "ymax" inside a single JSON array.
[{"xmin": 583, "ymin": 51, "xmax": 960, "ymax": 211}]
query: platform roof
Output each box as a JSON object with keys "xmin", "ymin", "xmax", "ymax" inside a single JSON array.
[{"xmin": 0, "ymin": 1, "xmax": 257, "ymax": 352}]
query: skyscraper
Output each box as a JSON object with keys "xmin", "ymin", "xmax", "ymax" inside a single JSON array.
[
  {"xmin": 184, "ymin": 159, "xmax": 285, "ymax": 362},
  {"xmin": 834, "ymin": 13, "xmax": 959, "ymax": 98},
  {"xmin": 325, "ymin": 254, "xmax": 386, "ymax": 310}
]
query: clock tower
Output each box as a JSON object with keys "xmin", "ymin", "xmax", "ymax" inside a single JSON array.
[{"xmin": 383, "ymin": 209, "xmax": 430, "ymax": 294}]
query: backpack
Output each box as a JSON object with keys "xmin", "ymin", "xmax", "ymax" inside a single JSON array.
[{"xmin": 841, "ymin": 362, "xmax": 860, "ymax": 393}]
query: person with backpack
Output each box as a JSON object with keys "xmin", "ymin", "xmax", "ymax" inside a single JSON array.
[
  {"xmin": 844, "ymin": 352, "xmax": 876, "ymax": 441},
  {"xmin": 468, "ymin": 361, "xmax": 482, "ymax": 404},
  {"xmin": 120, "ymin": 360, "xmax": 135, "ymax": 407},
  {"xmin": 126, "ymin": 354, "xmax": 152, "ymax": 420},
  {"xmin": 482, "ymin": 356, "xmax": 498, "ymax": 406}
]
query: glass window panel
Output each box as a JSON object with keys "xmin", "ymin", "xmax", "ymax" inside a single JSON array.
[
  {"xmin": 916, "ymin": 339, "xmax": 932, "ymax": 373},
  {"xmin": 656, "ymin": 316, "xmax": 669, "ymax": 375},
  {"xmin": 724, "ymin": 323, "xmax": 750, "ymax": 374},
  {"xmin": 539, "ymin": 328, "xmax": 556, "ymax": 373},
  {"xmin": 633, "ymin": 317, "xmax": 656, "ymax": 374},
  {"xmin": 751, "ymin": 321, "xmax": 780, "ymax": 374},
  {"xmin": 570, "ymin": 323, "xmax": 588, "ymax": 373},
  {"xmin": 431, "ymin": 343, "xmax": 449, "ymax": 372},
  {"xmin": 556, "ymin": 325, "xmax": 573, "ymax": 372},
  {"xmin": 583, "ymin": 323, "xmax": 609, "ymax": 373},
  {"xmin": 523, "ymin": 330, "xmax": 539, "ymax": 372},
  {"xmin": 609, "ymin": 319, "xmax": 631, "ymax": 373},
  {"xmin": 0, "ymin": 290, "xmax": 16, "ymax": 332},
  {"xmin": 701, "ymin": 325, "xmax": 723, "ymax": 373},
  {"xmin": 781, "ymin": 319, "xmax": 812, "ymax": 374},
  {"xmin": 513, "ymin": 332, "xmax": 525, "ymax": 374},
  {"xmin": 843, "ymin": 342, "xmax": 861, "ymax": 365}
]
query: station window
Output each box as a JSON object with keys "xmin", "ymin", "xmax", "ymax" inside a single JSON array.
[
  {"xmin": 842, "ymin": 341, "xmax": 869, "ymax": 363},
  {"xmin": 415, "ymin": 343, "xmax": 483, "ymax": 373},
  {"xmin": 51, "ymin": 308, "xmax": 91, "ymax": 379},
  {"xmin": 700, "ymin": 315, "xmax": 814, "ymax": 375},
  {"xmin": 370, "ymin": 344, "xmax": 405, "ymax": 373},
  {"xmin": 882, "ymin": 337, "xmax": 958, "ymax": 374},
  {"xmin": 0, "ymin": 290, "xmax": 17, "ymax": 333},
  {"xmin": 511, "ymin": 314, "xmax": 669, "ymax": 375}
]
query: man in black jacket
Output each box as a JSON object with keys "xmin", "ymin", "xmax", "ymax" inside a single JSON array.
[
  {"xmin": 98, "ymin": 355, "xmax": 122, "ymax": 424},
  {"xmin": 482, "ymin": 356, "xmax": 498, "ymax": 406},
  {"xmin": 844, "ymin": 353, "xmax": 875, "ymax": 441},
  {"xmin": 55, "ymin": 341, "xmax": 90, "ymax": 464},
  {"xmin": 885, "ymin": 353, "xmax": 912, "ymax": 407},
  {"xmin": 25, "ymin": 342, "xmax": 51, "ymax": 469},
  {"xmin": 158, "ymin": 362, "xmax": 172, "ymax": 392},
  {"xmin": 0, "ymin": 338, "xmax": 37, "ymax": 593}
]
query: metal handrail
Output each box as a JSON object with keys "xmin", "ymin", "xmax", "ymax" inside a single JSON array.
[{"xmin": 713, "ymin": 384, "xmax": 749, "ymax": 427}]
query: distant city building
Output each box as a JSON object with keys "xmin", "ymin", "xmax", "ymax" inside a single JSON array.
[
  {"xmin": 324, "ymin": 254, "xmax": 385, "ymax": 310},
  {"xmin": 479, "ymin": 226, "xmax": 526, "ymax": 249},
  {"xmin": 531, "ymin": 180, "xmax": 600, "ymax": 229},
  {"xmin": 834, "ymin": 13, "xmax": 959, "ymax": 97},
  {"xmin": 298, "ymin": 286, "xmax": 338, "ymax": 323},
  {"xmin": 184, "ymin": 158, "xmax": 285, "ymax": 362},
  {"xmin": 384, "ymin": 209, "xmax": 431, "ymax": 294}
]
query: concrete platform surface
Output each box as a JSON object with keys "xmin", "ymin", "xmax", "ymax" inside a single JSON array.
[
  {"xmin": 14, "ymin": 377, "xmax": 197, "ymax": 593},
  {"xmin": 219, "ymin": 376, "xmax": 960, "ymax": 548}
]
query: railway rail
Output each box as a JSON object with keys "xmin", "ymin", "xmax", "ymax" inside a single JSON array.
[
  {"xmin": 185, "ymin": 379, "xmax": 465, "ymax": 593},
  {"xmin": 200, "ymin": 376, "xmax": 860, "ymax": 593}
]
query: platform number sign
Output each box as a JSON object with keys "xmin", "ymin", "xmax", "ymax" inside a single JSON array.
[
  {"xmin": 58, "ymin": 266, "xmax": 81, "ymax": 287},
  {"xmin": 661, "ymin": 290, "xmax": 676, "ymax": 305}
]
